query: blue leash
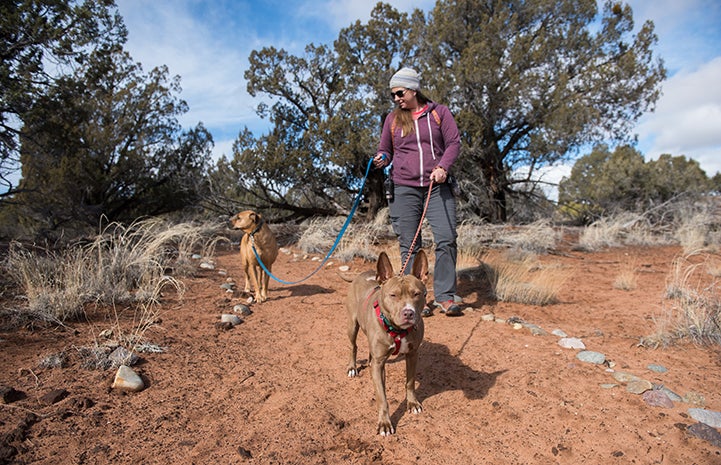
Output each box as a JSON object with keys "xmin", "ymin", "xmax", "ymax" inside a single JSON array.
[{"xmin": 250, "ymin": 157, "xmax": 374, "ymax": 285}]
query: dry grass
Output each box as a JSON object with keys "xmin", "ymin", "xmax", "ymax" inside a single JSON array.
[
  {"xmin": 482, "ymin": 250, "xmax": 568, "ymax": 306},
  {"xmin": 575, "ymin": 213, "xmax": 654, "ymax": 251},
  {"xmin": 502, "ymin": 220, "xmax": 559, "ymax": 253},
  {"xmin": 674, "ymin": 211, "xmax": 714, "ymax": 253},
  {"xmin": 3, "ymin": 218, "xmax": 223, "ymax": 325},
  {"xmin": 642, "ymin": 250, "xmax": 721, "ymax": 347},
  {"xmin": 335, "ymin": 208, "xmax": 396, "ymax": 262},
  {"xmin": 574, "ymin": 203, "xmax": 721, "ymax": 253},
  {"xmin": 613, "ymin": 259, "xmax": 638, "ymax": 291}
]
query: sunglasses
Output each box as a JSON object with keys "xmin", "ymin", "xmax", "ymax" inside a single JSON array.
[{"xmin": 390, "ymin": 89, "xmax": 409, "ymax": 99}]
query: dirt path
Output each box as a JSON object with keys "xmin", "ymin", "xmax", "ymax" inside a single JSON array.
[{"xmin": 1, "ymin": 243, "xmax": 720, "ymax": 464}]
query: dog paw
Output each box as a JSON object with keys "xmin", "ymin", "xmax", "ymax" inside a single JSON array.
[
  {"xmin": 377, "ymin": 421, "xmax": 395, "ymax": 436},
  {"xmin": 347, "ymin": 368, "xmax": 358, "ymax": 378},
  {"xmin": 408, "ymin": 401, "xmax": 423, "ymax": 415}
]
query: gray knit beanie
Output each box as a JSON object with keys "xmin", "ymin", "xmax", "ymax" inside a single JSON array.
[{"xmin": 389, "ymin": 67, "xmax": 421, "ymax": 90}]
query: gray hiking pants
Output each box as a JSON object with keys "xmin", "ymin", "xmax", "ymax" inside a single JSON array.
[{"xmin": 389, "ymin": 183, "xmax": 457, "ymax": 302}]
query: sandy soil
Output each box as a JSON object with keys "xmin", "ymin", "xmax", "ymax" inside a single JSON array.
[{"xmin": 1, "ymin": 237, "xmax": 720, "ymax": 465}]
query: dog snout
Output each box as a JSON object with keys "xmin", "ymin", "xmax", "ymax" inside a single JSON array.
[{"xmin": 402, "ymin": 306, "xmax": 416, "ymax": 321}]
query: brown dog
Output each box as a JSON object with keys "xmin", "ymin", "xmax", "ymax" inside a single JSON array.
[
  {"xmin": 346, "ymin": 250, "xmax": 428, "ymax": 436},
  {"xmin": 230, "ymin": 210, "xmax": 279, "ymax": 303}
]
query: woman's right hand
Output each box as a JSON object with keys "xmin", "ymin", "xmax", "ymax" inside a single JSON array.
[{"xmin": 373, "ymin": 153, "xmax": 388, "ymax": 168}]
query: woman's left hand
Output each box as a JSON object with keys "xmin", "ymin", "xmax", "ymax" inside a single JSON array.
[{"xmin": 430, "ymin": 166, "xmax": 447, "ymax": 183}]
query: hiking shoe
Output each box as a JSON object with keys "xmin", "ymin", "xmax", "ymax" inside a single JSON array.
[
  {"xmin": 421, "ymin": 306, "xmax": 434, "ymax": 317},
  {"xmin": 438, "ymin": 300, "xmax": 463, "ymax": 317}
]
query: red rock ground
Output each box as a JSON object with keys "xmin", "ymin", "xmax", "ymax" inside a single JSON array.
[{"xmin": 1, "ymin": 239, "xmax": 720, "ymax": 464}]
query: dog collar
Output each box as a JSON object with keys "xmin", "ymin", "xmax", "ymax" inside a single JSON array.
[
  {"xmin": 250, "ymin": 218, "xmax": 265, "ymax": 236},
  {"xmin": 373, "ymin": 300, "xmax": 410, "ymax": 356}
]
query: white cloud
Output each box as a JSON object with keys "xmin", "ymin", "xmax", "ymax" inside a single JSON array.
[
  {"xmin": 636, "ymin": 57, "xmax": 721, "ymax": 174},
  {"xmin": 117, "ymin": 0, "xmax": 274, "ymax": 159},
  {"xmin": 626, "ymin": 0, "xmax": 721, "ymax": 70}
]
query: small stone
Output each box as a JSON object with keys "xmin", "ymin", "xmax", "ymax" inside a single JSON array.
[
  {"xmin": 524, "ymin": 324, "xmax": 548, "ymax": 336},
  {"xmin": 111, "ymin": 366, "xmax": 144, "ymax": 392},
  {"xmin": 558, "ymin": 337, "xmax": 586, "ymax": 350},
  {"xmin": 495, "ymin": 318, "xmax": 506, "ymax": 324},
  {"xmin": 220, "ymin": 314, "xmax": 243, "ymax": 326},
  {"xmin": 220, "ymin": 282, "xmax": 235, "ymax": 291},
  {"xmin": 687, "ymin": 422, "xmax": 721, "ymax": 448},
  {"xmin": 683, "ymin": 392, "xmax": 706, "ymax": 407},
  {"xmin": 659, "ymin": 386, "xmax": 683, "ymax": 402},
  {"xmin": 576, "ymin": 351, "xmax": 605, "ymax": 364},
  {"xmin": 512, "ymin": 323, "xmax": 523, "ymax": 330},
  {"xmin": 643, "ymin": 390, "xmax": 674, "ymax": 408},
  {"xmin": 612, "ymin": 372, "xmax": 642, "ymax": 384},
  {"xmin": 551, "ymin": 329, "xmax": 568, "ymax": 338},
  {"xmin": 199, "ymin": 262, "xmax": 215, "ymax": 270},
  {"xmin": 40, "ymin": 389, "xmax": 69, "ymax": 405},
  {"xmin": 647, "ymin": 364, "xmax": 668, "ymax": 373},
  {"xmin": 599, "ymin": 383, "xmax": 618, "ymax": 389},
  {"xmin": 233, "ymin": 304, "xmax": 253, "ymax": 316},
  {"xmin": 338, "ymin": 265, "xmax": 350, "ymax": 272},
  {"xmin": 626, "ymin": 379, "xmax": 653, "ymax": 394},
  {"xmin": 481, "ymin": 313, "xmax": 495, "ymax": 321},
  {"xmin": 688, "ymin": 408, "xmax": 721, "ymax": 428},
  {"xmin": 191, "ymin": 254, "xmax": 202, "ymax": 260}
]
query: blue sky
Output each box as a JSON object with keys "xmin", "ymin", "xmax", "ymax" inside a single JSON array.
[{"xmin": 117, "ymin": 0, "xmax": 721, "ymax": 186}]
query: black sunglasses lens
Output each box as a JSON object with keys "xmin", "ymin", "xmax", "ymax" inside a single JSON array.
[{"xmin": 391, "ymin": 90, "xmax": 405, "ymax": 98}]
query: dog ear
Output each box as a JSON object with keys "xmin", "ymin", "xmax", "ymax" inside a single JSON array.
[
  {"xmin": 410, "ymin": 250, "xmax": 429, "ymax": 284},
  {"xmin": 376, "ymin": 252, "xmax": 395, "ymax": 283}
]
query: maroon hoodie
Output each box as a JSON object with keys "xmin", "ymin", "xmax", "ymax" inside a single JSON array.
[{"xmin": 377, "ymin": 101, "xmax": 461, "ymax": 188}]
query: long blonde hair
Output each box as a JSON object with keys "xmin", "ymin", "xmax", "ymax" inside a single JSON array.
[{"xmin": 392, "ymin": 91, "xmax": 430, "ymax": 137}]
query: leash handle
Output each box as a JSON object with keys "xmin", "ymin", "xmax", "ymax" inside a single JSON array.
[
  {"xmin": 398, "ymin": 179, "xmax": 434, "ymax": 276},
  {"xmin": 250, "ymin": 157, "xmax": 375, "ymax": 285}
]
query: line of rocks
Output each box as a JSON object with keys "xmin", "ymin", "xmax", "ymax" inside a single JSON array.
[{"xmin": 479, "ymin": 312, "xmax": 721, "ymax": 449}]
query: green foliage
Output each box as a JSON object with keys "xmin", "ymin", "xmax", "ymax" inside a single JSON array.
[
  {"xmin": 216, "ymin": 0, "xmax": 665, "ymax": 223},
  {"xmin": 203, "ymin": 5, "xmax": 421, "ymax": 221},
  {"xmin": 10, "ymin": 49, "xmax": 213, "ymax": 238},
  {"xmin": 558, "ymin": 144, "xmax": 713, "ymax": 222},
  {"xmin": 0, "ymin": 0, "xmax": 125, "ymax": 196},
  {"xmin": 418, "ymin": 0, "xmax": 666, "ymax": 221}
]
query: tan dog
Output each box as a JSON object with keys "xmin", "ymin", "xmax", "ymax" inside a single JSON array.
[
  {"xmin": 230, "ymin": 210, "xmax": 279, "ymax": 303},
  {"xmin": 346, "ymin": 250, "xmax": 428, "ymax": 436}
]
